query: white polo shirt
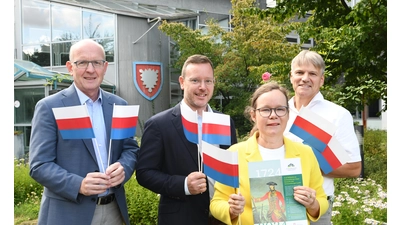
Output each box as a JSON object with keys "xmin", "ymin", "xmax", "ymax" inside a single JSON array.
[{"xmin": 284, "ymin": 92, "xmax": 362, "ymax": 196}]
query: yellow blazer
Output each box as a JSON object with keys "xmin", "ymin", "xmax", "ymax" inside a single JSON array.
[{"xmin": 210, "ymin": 131, "xmax": 328, "ymax": 225}]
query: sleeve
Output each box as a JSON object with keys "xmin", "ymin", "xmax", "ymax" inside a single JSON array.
[{"xmin": 210, "ymin": 182, "xmax": 239, "ymax": 225}]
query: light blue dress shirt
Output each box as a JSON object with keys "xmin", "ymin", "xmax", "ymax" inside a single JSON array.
[{"xmin": 74, "ymin": 84, "xmax": 109, "ymax": 196}]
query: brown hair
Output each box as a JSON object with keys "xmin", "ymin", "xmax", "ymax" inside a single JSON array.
[{"xmin": 181, "ymin": 54, "xmax": 214, "ymax": 78}]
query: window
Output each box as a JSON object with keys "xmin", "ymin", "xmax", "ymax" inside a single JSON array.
[
  {"xmin": 21, "ymin": 0, "xmax": 116, "ymax": 68},
  {"xmin": 14, "ymin": 87, "xmax": 46, "ymax": 152}
]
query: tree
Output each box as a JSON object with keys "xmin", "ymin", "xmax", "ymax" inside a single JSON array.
[
  {"xmin": 250, "ymin": 0, "xmax": 387, "ymax": 129},
  {"xmin": 159, "ymin": 0, "xmax": 300, "ymax": 136}
]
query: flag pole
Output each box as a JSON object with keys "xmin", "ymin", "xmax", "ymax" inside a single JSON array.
[
  {"xmin": 107, "ymin": 103, "xmax": 116, "ymax": 168},
  {"xmin": 107, "ymin": 139, "xmax": 112, "ymax": 168},
  {"xmin": 198, "ymin": 111, "xmax": 203, "ymax": 173},
  {"xmin": 93, "ymin": 138, "xmax": 106, "ymax": 173}
]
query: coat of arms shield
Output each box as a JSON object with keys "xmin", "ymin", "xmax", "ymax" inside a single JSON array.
[{"xmin": 133, "ymin": 61, "xmax": 163, "ymax": 101}]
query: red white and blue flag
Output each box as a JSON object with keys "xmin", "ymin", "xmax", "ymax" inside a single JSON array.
[
  {"xmin": 202, "ymin": 141, "xmax": 239, "ymax": 188},
  {"xmin": 111, "ymin": 105, "xmax": 140, "ymax": 139},
  {"xmin": 52, "ymin": 105, "xmax": 95, "ymax": 139},
  {"xmin": 289, "ymin": 107, "xmax": 350, "ymax": 174},
  {"xmin": 181, "ymin": 104, "xmax": 199, "ymax": 144},
  {"xmin": 202, "ymin": 111, "xmax": 231, "ymax": 146}
]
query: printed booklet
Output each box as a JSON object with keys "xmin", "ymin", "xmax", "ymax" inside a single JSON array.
[{"xmin": 248, "ymin": 158, "xmax": 307, "ymax": 225}]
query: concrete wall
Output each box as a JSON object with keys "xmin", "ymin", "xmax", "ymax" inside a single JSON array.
[{"xmin": 116, "ymin": 15, "xmax": 171, "ymax": 136}]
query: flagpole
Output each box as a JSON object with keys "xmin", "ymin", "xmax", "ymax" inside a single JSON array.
[
  {"xmin": 93, "ymin": 138, "xmax": 106, "ymax": 173},
  {"xmin": 236, "ymin": 187, "xmax": 242, "ymax": 225},
  {"xmin": 198, "ymin": 111, "xmax": 203, "ymax": 173},
  {"xmin": 107, "ymin": 139, "xmax": 112, "ymax": 168},
  {"xmin": 107, "ymin": 103, "xmax": 115, "ymax": 168}
]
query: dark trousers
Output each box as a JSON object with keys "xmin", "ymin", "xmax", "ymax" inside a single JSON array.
[{"xmin": 208, "ymin": 215, "xmax": 225, "ymax": 225}]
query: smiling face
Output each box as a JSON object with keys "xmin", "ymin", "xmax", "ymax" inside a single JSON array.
[
  {"xmin": 289, "ymin": 50, "xmax": 325, "ymax": 106},
  {"xmin": 250, "ymin": 89, "xmax": 289, "ymax": 139},
  {"xmin": 66, "ymin": 39, "xmax": 108, "ymax": 101},
  {"xmin": 290, "ymin": 62, "xmax": 324, "ymax": 101},
  {"xmin": 179, "ymin": 57, "xmax": 214, "ymax": 114}
]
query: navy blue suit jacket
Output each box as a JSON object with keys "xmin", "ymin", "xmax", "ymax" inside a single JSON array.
[{"xmin": 136, "ymin": 103, "xmax": 237, "ymax": 225}]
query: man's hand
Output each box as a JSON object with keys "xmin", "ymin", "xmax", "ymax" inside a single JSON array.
[
  {"xmin": 106, "ymin": 162, "xmax": 125, "ymax": 187},
  {"xmin": 79, "ymin": 172, "xmax": 111, "ymax": 196},
  {"xmin": 187, "ymin": 171, "xmax": 207, "ymax": 195}
]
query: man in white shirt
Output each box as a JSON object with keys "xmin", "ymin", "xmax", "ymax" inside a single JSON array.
[{"xmin": 284, "ymin": 50, "xmax": 362, "ymax": 224}]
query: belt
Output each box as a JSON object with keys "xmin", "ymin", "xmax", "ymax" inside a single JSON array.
[
  {"xmin": 327, "ymin": 195, "xmax": 334, "ymax": 201},
  {"xmin": 97, "ymin": 193, "xmax": 115, "ymax": 205}
]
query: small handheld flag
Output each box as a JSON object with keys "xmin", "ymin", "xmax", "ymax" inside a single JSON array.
[
  {"xmin": 111, "ymin": 105, "xmax": 140, "ymax": 139},
  {"xmin": 52, "ymin": 105, "xmax": 95, "ymax": 139},
  {"xmin": 202, "ymin": 141, "xmax": 239, "ymax": 188},
  {"xmin": 202, "ymin": 111, "xmax": 231, "ymax": 145},
  {"xmin": 181, "ymin": 104, "xmax": 199, "ymax": 144},
  {"xmin": 289, "ymin": 107, "xmax": 350, "ymax": 174}
]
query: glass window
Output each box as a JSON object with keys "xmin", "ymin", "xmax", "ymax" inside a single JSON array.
[
  {"xmin": 52, "ymin": 42, "xmax": 73, "ymax": 66},
  {"xmin": 97, "ymin": 39, "xmax": 115, "ymax": 62},
  {"xmin": 22, "ymin": 44, "xmax": 51, "ymax": 67},
  {"xmin": 21, "ymin": 1, "xmax": 116, "ymax": 67},
  {"xmin": 22, "ymin": 0, "xmax": 50, "ymax": 44},
  {"xmin": 83, "ymin": 11, "xmax": 115, "ymax": 39},
  {"xmin": 51, "ymin": 4, "xmax": 81, "ymax": 41},
  {"xmin": 14, "ymin": 88, "xmax": 45, "ymax": 124}
]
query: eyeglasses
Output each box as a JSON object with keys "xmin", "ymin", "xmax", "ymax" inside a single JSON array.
[
  {"xmin": 256, "ymin": 106, "xmax": 288, "ymax": 118},
  {"xmin": 187, "ymin": 78, "xmax": 214, "ymax": 86},
  {"xmin": 73, "ymin": 60, "xmax": 106, "ymax": 69}
]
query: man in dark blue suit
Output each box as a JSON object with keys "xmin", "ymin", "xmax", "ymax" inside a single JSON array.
[
  {"xmin": 136, "ymin": 54, "xmax": 238, "ymax": 225},
  {"xmin": 29, "ymin": 39, "xmax": 139, "ymax": 225}
]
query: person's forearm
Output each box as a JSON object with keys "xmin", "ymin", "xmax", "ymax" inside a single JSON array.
[{"xmin": 323, "ymin": 161, "xmax": 362, "ymax": 178}]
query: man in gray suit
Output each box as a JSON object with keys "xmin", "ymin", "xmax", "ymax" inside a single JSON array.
[{"xmin": 29, "ymin": 39, "xmax": 139, "ymax": 225}]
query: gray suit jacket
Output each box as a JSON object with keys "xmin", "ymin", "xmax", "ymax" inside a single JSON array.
[{"xmin": 29, "ymin": 84, "xmax": 139, "ymax": 225}]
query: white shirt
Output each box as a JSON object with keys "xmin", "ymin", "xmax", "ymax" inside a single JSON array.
[{"xmin": 284, "ymin": 92, "xmax": 361, "ymax": 195}]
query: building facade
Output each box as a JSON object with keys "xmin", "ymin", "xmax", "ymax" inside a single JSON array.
[{"xmin": 14, "ymin": 0, "xmax": 386, "ymax": 156}]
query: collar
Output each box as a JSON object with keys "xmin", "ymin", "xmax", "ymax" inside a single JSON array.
[{"xmin": 73, "ymin": 83, "xmax": 102, "ymax": 105}]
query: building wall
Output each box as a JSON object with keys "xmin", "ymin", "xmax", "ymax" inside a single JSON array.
[{"xmin": 116, "ymin": 15, "xmax": 171, "ymax": 136}]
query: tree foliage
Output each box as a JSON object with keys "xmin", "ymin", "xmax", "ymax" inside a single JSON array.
[
  {"xmin": 250, "ymin": 0, "xmax": 387, "ymax": 114},
  {"xmin": 158, "ymin": 0, "xmax": 387, "ymax": 133},
  {"xmin": 159, "ymin": 0, "xmax": 300, "ymax": 136}
]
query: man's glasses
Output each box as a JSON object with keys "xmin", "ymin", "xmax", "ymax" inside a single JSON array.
[
  {"xmin": 256, "ymin": 106, "xmax": 288, "ymax": 118},
  {"xmin": 73, "ymin": 60, "xmax": 106, "ymax": 69},
  {"xmin": 187, "ymin": 78, "xmax": 214, "ymax": 86}
]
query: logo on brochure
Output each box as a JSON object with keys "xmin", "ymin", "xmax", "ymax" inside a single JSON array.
[{"xmin": 286, "ymin": 162, "xmax": 297, "ymax": 171}]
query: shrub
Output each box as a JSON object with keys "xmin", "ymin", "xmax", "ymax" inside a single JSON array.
[
  {"xmin": 125, "ymin": 174, "xmax": 159, "ymax": 224},
  {"xmin": 332, "ymin": 178, "xmax": 387, "ymax": 224},
  {"xmin": 14, "ymin": 158, "xmax": 42, "ymax": 223},
  {"xmin": 14, "ymin": 128, "xmax": 388, "ymax": 224}
]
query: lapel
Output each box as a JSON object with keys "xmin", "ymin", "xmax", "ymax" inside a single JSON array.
[
  {"xmin": 59, "ymin": 85, "xmax": 97, "ymax": 163},
  {"xmin": 171, "ymin": 103, "xmax": 200, "ymax": 166},
  {"xmin": 101, "ymin": 90, "xmax": 114, "ymax": 161}
]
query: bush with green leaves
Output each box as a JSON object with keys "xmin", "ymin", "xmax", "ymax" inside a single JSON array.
[
  {"xmin": 125, "ymin": 174, "xmax": 159, "ymax": 224},
  {"xmin": 332, "ymin": 178, "xmax": 387, "ymax": 224},
  {"xmin": 14, "ymin": 158, "xmax": 42, "ymax": 224},
  {"xmin": 14, "ymin": 128, "xmax": 387, "ymax": 224}
]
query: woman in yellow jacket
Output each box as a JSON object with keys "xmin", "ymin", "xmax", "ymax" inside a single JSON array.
[{"xmin": 210, "ymin": 82, "xmax": 328, "ymax": 225}]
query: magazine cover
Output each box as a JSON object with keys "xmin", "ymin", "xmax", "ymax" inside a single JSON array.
[{"xmin": 248, "ymin": 158, "xmax": 307, "ymax": 225}]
